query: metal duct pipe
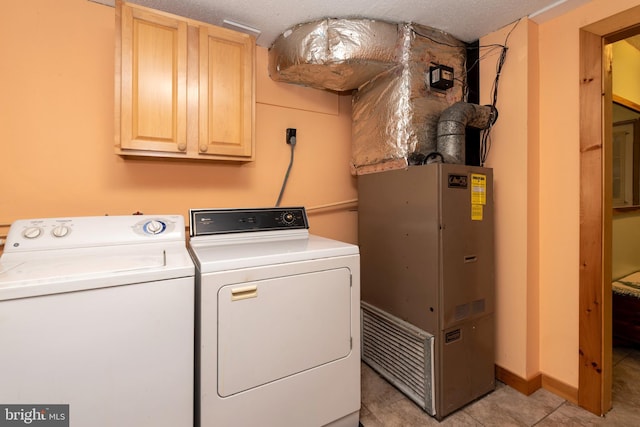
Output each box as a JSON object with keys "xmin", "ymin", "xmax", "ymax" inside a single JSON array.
[
  {"xmin": 433, "ymin": 102, "xmax": 498, "ymax": 164},
  {"xmin": 270, "ymin": 19, "xmax": 469, "ymax": 173}
]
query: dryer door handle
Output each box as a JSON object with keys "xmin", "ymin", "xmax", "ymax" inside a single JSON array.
[{"xmin": 230, "ymin": 285, "xmax": 258, "ymax": 301}]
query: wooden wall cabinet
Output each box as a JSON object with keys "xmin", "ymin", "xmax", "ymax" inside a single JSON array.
[{"xmin": 115, "ymin": 1, "xmax": 255, "ymax": 161}]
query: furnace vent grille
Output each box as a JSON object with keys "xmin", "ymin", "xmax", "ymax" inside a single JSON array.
[{"xmin": 361, "ymin": 302, "xmax": 435, "ymax": 415}]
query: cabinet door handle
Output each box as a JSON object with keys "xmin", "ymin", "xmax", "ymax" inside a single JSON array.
[
  {"xmin": 231, "ymin": 285, "xmax": 258, "ymax": 301},
  {"xmin": 199, "ymin": 144, "xmax": 208, "ymax": 152}
]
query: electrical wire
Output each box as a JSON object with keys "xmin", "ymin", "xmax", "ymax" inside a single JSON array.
[
  {"xmin": 412, "ymin": 20, "xmax": 521, "ymax": 165},
  {"xmin": 275, "ymin": 139, "xmax": 296, "ymax": 207},
  {"xmin": 480, "ymin": 18, "xmax": 520, "ymax": 165}
]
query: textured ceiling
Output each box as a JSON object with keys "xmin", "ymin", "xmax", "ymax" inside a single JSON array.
[{"xmin": 98, "ymin": 0, "xmax": 592, "ymax": 47}]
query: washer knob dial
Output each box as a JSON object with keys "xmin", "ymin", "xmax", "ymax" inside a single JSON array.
[
  {"xmin": 281, "ymin": 212, "xmax": 295, "ymax": 225},
  {"xmin": 52, "ymin": 224, "xmax": 71, "ymax": 238},
  {"xmin": 23, "ymin": 226, "xmax": 42, "ymax": 239},
  {"xmin": 144, "ymin": 220, "xmax": 166, "ymax": 235}
]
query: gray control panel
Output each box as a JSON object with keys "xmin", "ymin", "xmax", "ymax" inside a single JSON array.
[{"xmin": 189, "ymin": 207, "xmax": 308, "ymax": 236}]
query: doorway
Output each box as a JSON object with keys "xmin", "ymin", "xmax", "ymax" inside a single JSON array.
[{"xmin": 579, "ymin": 10, "xmax": 640, "ymax": 416}]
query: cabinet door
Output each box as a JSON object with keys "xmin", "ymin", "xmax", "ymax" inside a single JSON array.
[
  {"xmin": 198, "ymin": 26, "xmax": 255, "ymax": 159},
  {"xmin": 119, "ymin": 3, "xmax": 188, "ymax": 154}
]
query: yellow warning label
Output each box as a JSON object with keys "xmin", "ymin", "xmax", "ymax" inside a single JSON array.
[
  {"xmin": 471, "ymin": 174, "xmax": 487, "ymax": 206},
  {"xmin": 471, "ymin": 204, "xmax": 483, "ymax": 221}
]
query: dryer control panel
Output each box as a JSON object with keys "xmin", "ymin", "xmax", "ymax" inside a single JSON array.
[{"xmin": 190, "ymin": 207, "xmax": 308, "ymax": 236}]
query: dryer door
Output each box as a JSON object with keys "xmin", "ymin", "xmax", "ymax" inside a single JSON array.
[{"xmin": 217, "ymin": 267, "xmax": 352, "ymax": 396}]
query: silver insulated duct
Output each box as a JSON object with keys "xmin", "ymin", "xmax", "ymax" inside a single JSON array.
[
  {"xmin": 269, "ymin": 18, "xmax": 495, "ymax": 174},
  {"xmin": 268, "ymin": 19, "xmax": 400, "ymax": 92}
]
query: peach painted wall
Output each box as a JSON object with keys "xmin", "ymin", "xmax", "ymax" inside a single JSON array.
[
  {"xmin": 481, "ymin": 0, "xmax": 640, "ymax": 389},
  {"xmin": 480, "ymin": 19, "xmax": 540, "ymax": 381},
  {"xmin": 0, "ymin": 0, "xmax": 357, "ymax": 245}
]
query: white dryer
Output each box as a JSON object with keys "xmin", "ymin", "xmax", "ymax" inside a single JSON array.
[
  {"xmin": 0, "ymin": 215, "xmax": 194, "ymax": 427},
  {"xmin": 188, "ymin": 207, "xmax": 361, "ymax": 427}
]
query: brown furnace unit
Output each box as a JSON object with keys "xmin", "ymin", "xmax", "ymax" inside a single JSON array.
[{"xmin": 358, "ymin": 163, "xmax": 495, "ymax": 420}]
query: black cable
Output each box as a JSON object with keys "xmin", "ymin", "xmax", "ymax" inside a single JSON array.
[
  {"xmin": 480, "ymin": 46, "xmax": 506, "ymax": 164},
  {"xmin": 413, "ymin": 26, "xmax": 514, "ymax": 108},
  {"xmin": 480, "ymin": 19, "xmax": 520, "ymax": 166},
  {"xmin": 424, "ymin": 152, "xmax": 445, "ymax": 164},
  {"xmin": 275, "ymin": 138, "xmax": 296, "ymax": 207},
  {"xmin": 412, "ymin": 20, "xmax": 520, "ymax": 165}
]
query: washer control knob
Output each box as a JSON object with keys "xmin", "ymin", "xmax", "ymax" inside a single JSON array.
[
  {"xmin": 52, "ymin": 224, "xmax": 71, "ymax": 238},
  {"xmin": 144, "ymin": 220, "xmax": 166, "ymax": 235},
  {"xmin": 23, "ymin": 227, "xmax": 43, "ymax": 239}
]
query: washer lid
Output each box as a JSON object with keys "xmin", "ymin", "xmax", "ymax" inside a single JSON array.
[
  {"xmin": 0, "ymin": 244, "xmax": 194, "ymax": 301},
  {"xmin": 189, "ymin": 233, "xmax": 359, "ymax": 273}
]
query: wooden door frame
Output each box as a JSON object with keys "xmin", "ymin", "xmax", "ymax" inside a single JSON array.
[
  {"xmin": 579, "ymin": 10, "xmax": 640, "ymax": 416},
  {"xmin": 578, "ymin": 27, "xmax": 610, "ymax": 416}
]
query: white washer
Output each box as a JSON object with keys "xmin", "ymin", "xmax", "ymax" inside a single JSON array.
[
  {"xmin": 0, "ymin": 215, "xmax": 194, "ymax": 427},
  {"xmin": 188, "ymin": 208, "xmax": 361, "ymax": 427}
]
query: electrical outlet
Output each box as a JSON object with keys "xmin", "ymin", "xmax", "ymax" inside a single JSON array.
[{"xmin": 286, "ymin": 128, "xmax": 297, "ymax": 145}]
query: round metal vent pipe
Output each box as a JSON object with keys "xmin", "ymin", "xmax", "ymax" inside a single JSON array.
[{"xmin": 433, "ymin": 102, "xmax": 498, "ymax": 164}]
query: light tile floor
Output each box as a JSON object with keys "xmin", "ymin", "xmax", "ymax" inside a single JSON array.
[{"xmin": 360, "ymin": 346, "xmax": 640, "ymax": 426}]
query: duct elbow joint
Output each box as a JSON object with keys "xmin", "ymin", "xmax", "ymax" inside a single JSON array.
[{"xmin": 434, "ymin": 102, "xmax": 499, "ymax": 165}]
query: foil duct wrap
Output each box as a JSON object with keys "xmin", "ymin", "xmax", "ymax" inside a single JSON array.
[
  {"xmin": 269, "ymin": 19, "xmax": 467, "ymax": 175},
  {"xmin": 268, "ymin": 18, "xmax": 400, "ymax": 92}
]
